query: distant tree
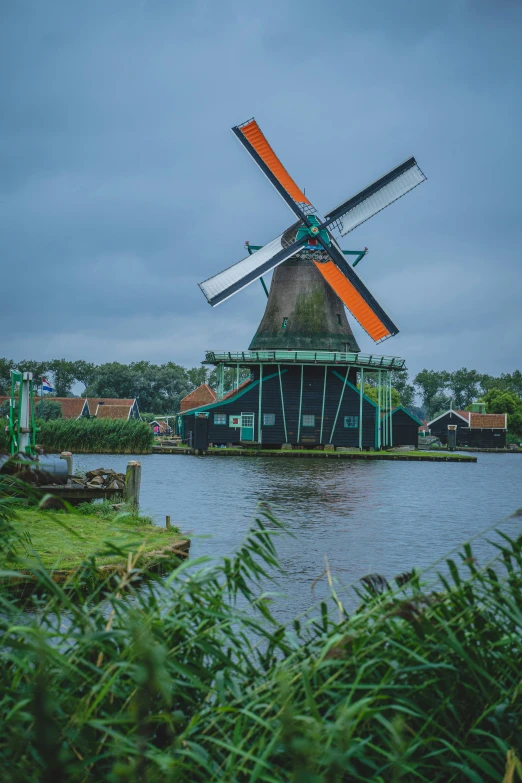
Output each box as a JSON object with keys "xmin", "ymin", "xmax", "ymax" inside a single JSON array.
[
  {"xmin": 86, "ymin": 361, "xmax": 192, "ymax": 414},
  {"xmin": 362, "ymin": 383, "xmax": 401, "ymax": 409},
  {"xmin": 73, "ymin": 360, "xmax": 97, "ymax": 389},
  {"xmin": 0, "ymin": 359, "xmax": 16, "ymax": 395},
  {"xmin": 139, "ymin": 412, "xmax": 157, "ymax": 423},
  {"xmin": 481, "ymin": 371, "xmax": 522, "ymax": 398},
  {"xmin": 406, "ymin": 404, "xmax": 426, "ymax": 422},
  {"xmin": 482, "ymin": 388, "xmax": 522, "ymax": 437},
  {"xmin": 50, "ymin": 359, "xmax": 77, "ymax": 397},
  {"xmin": 413, "ymin": 369, "xmax": 450, "ymax": 418},
  {"xmin": 18, "ymin": 360, "xmax": 50, "ymax": 383},
  {"xmin": 0, "ymin": 397, "xmax": 62, "ymax": 421},
  {"xmin": 187, "ymin": 367, "xmax": 209, "ymax": 389},
  {"xmin": 390, "ymin": 370, "xmax": 415, "ymax": 408},
  {"xmin": 447, "ymin": 367, "xmax": 481, "ymax": 409},
  {"xmin": 504, "ymin": 370, "xmax": 522, "ymax": 397},
  {"xmin": 429, "ymin": 392, "xmax": 452, "ymax": 420},
  {"xmin": 85, "ymin": 362, "xmax": 135, "ymax": 400},
  {"xmin": 150, "ymin": 362, "xmax": 192, "ymax": 413},
  {"xmin": 37, "ymin": 400, "xmax": 63, "ymax": 421}
]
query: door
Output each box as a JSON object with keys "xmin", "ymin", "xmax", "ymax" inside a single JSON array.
[
  {"xmin": 241, "ymin": 413, "xmax": 254, "ymax": 441},
  {"xmin": 194, "ymin": 414, "xmax": 209, "ymax": 450}
]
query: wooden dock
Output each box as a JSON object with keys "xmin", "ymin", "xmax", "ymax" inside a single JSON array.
[{"xmin": 38, "ymin": 483, "xmax": 123, "ymax": 502}]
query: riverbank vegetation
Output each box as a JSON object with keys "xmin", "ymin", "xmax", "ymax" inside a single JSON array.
[
  {"xmin": 1, "ymin": 475, "xmax": 521, "ymax": 780},
  {"xmin": 6, "ymin": 500, "xmax": 181, "ymax": 570},
  {"xmin": 1, "ymin": 419, "xmax": 153, "ymax": 454},
  {"xmin": 34, "ymin": 418, "xmax": 154, "ymax": 454}
]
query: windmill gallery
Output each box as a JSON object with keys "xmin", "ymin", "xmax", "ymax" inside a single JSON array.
[{"xmin": 177, "ymin": 118, "xmax": 426, "ymax": 450}]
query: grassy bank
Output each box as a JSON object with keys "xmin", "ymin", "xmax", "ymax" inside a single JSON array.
[
  {"xmin": 154, "ymin": 445, "xmax": 477, "ymax": 461},
  {"xmin": 36, "ymin": 418, "xmax": 154, "ymax": 454},
  {"xmin": 1, "ymin": 472, "xmax": 522, "ymax": 780},
  {"xmin": 9, "ymin": 501, "xmax": 182, "ymax": 570}
]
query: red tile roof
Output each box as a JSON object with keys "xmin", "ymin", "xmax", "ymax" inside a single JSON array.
[
  {"xmin": 95, "ymin": 405, "xmax": 131, "ymax": 420},
  {"xmin": 469, "ymin": 412, "xmax": 506, "ymax": 429},
  {"xmin": 180, "ymin": 384, "xmax": 216, "ymax": 412},
  {"xmin": 45, "ymin": 397, "xmax": 88, "ymax": 419},
  {"xmin": 87, "ymin": 397, "xmax": 135, "ymax": 414}
]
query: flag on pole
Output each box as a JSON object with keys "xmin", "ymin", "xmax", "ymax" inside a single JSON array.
[{"xmin": 41, "ymin": 378, "xmax": 53, "ymax": 393}]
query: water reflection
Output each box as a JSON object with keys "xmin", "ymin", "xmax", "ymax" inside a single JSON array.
[{"xmin": 77, "ymin": 453, "xmax": 522, "ymax": 620}]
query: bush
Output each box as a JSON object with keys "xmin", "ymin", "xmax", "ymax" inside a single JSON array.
[
  {"xmin": 36, "ymin": 418, "xmax": 154, "ymax": 453},
  {"xmin": 0, "ymin": 483, "xmax": 522, "ymax": 781},
  {"xmin": 483, "ymin": 388, "xmax": 522, "ymax": 436}
]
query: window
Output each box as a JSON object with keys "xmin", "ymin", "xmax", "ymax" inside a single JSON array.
[
  {"xmin": 302, "ymin": 414, "xmax": 315, "ymax": 427},
  {"xmin": 214, "ymin": 413, "xmax": 227, "ymax": 425},
  {"xmin": 282, "ymin": 317, "xmax": 288, "ymax": 328},
  {"xmin": 344, "ymin": 416, "xmax": 359, "ymax": 428},
  {"xmin": 337, "ymin": 313, "xmax": 342, "ymax": 325},
  {"xmin": 263, "ymin": 413, "xmax": 275, "ymax": 426}
]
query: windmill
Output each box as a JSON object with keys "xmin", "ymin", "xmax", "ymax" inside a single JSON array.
[
  {"xmin": 179, "ymin": 119, "xmax": 427, "ymax": 451},
  {"xmin": 199, "ymin": 117, "xmax": 426, "ymax": 350}
]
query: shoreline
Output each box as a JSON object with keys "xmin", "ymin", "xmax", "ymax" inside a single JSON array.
[{"xmin": 152, "ymin": 446, "xmax": 477, "ymax": 462}]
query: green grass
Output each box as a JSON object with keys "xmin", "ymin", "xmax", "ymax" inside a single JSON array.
[
  {"xmin": 203, "ymin": 447, "xmax": 476, "ymax": 461},
  {"xmin": 10, "ymin": 501, "xmax": 181, "ymax": 569}
]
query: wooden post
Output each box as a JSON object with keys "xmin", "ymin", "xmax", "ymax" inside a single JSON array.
[
  {"xmin": 297, "ymin": 365, "xmax": 304, "ymax": 444},
  {"xmin": 329, "ymin": 365, "xmax": 349, "ymax": 444},
  {"xmin": 124, "ymin": 460, "xmax": 141, "ymax": 509},
  {"xmin": 60, "ymin": 451, "xmax": 73, "ymax": 477},
  {"xmin": 278, "ymin": 364, "xmax": 288, "ymax": 444},
  {"xmin": 258, "ymin": 363, "xmax": 263, "ymax": 443},
  {"xmin": 166, "ymin": 515, "xmax": 171, "ymax": 529},
  {"xmin": 319, "ymin": 365, "xmax": 327, "ymax": 445},
  {"xmin": 377, "ymin": 370, "xmax": 381, "ymax": 450},
  {"xmin": 359, "ymin": 368, "xmax": 364, "ymax": 451},
  {"xmin": 389, "ymin": 373, "xmax": 393, "ymax": 447}
]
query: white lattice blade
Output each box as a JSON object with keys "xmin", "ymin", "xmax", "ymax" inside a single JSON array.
[
  {"xmin": 199, "ymin": 232, "xmax": 300, "ymax": 306},
  {"xmin": 340, "ymin": 164, "xmax": 425, "ymax": 235}
]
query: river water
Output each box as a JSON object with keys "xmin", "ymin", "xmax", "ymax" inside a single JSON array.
[{"xmin": 77, "ymin": 453, "xmax": 522, "ymax": 620}]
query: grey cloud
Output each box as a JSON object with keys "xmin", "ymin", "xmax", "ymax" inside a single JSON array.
[{"xmin": 1, "ymin": 0, "xmax": 521, "ymax": 380}]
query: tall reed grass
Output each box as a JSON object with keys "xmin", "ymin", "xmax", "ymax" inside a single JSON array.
[
  {"xmin": 0, "ymin": 478, "xmax": 521, "ymax": 781},
  {"xmin": 36, "ymin": 417, "xmax": 154, "ymax": 453}
]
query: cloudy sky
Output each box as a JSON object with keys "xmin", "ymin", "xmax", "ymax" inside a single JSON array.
[{"xmin": 2, "ymin": 0, "xmax": 521, "ymax": 378}]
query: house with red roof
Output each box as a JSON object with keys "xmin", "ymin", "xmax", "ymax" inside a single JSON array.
[{"xmin": 427, "ymin": 403, "xmax": 507, "ymax": 448}]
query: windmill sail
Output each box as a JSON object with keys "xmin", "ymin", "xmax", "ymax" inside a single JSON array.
[
  {"xmin": 232, "ymin": 119, "xmax": 316, "ymax": 221},
  {"xmin": 313, "ymin": 237, "xmax": 399, "ymax": 342},
  {"xmin": 314, "ymin": 261, "xmax": 394, "ymax": 342},
  {"xmin": 199, "ymin": 232, "xmax": 306, "ymax": 307},
  {"xmin": 324, "ymin": 157, "xmax": 426, "ymax": 235}
]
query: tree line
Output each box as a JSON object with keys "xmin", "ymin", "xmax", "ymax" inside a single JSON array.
[
  {"xmin": 0, "ymin": 358, "xmax": 243, "ymax": 415},
  {"xmin": 1, "ymin": 358, "xmax": 521, "ymax": 423}
]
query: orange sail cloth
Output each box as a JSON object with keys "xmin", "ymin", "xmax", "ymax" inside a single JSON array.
[
  {"xmin": 239, "ymin": 120, "xmax": 311, "ymax": 205},
  {"xmin": 314, "ymin": 260, "xmax": 391, "ymax": 342}
]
